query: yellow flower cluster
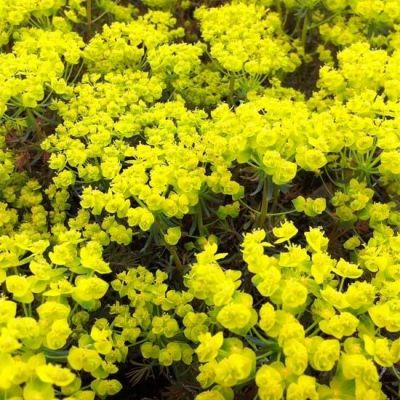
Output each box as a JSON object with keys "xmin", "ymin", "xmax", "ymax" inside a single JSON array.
[
  {"xmin": 0, "ymin": 27, "xmax": 83, "ymax": 118},
  {"xmin": 241, "ymin": 226, "xmax": 400, "ymax": 399},
  {"xmin": 195, "ymin": 3, "xmax": 300, "ymax": 77},
  {"xmin": 103, "ymin": 225, "xmax": 400, "ymax": 399},
  {"xmin": 317, "ymin": 0, "xmax": 400, "ymax": 47},
  {"xmin": 0, "ymin": 0, "xmax": 68, "ymax": 46},
  {"xmin": 83, "ymin": 11, "xmax": 184, "ymax": 73}
]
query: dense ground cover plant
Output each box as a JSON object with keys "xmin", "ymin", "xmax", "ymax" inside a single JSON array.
[{"xmin": 1, "ymin": 0, "xmax": 400, "ymax": 399}]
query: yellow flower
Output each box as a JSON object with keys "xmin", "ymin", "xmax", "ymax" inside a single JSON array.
[
  {"xmin": 272, "ymin": 220, "xmax": 298, "ymax": 244},
  {"xmin": 196, "ymin": 332, "xmax": 224, "ymax": 363},
  {"xmin": 256, "ymin": 364, "xmax": 284, "ymax": 400},
  {"xmin": 305, "ymin": 227, "xmax": 329, "ymax": 253},
  {"xmin": 333, "ymin": 258, "xmax": 363, "ymax": 279},
  {"xmin": 164, "ymin": 227, "xmax": 182, "ymax": 245},
  {"xmin": 36, "ymin": 364, "xmax": 75, "ymax": 387}
]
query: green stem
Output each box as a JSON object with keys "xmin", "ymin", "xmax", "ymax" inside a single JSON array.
[
  {"xmin": 44, "ymin": 353, "xmax": 68, "ymax": 360},
  {"xmin": 339, "ymin": 276, "xmax": 345, "ymax": 292},
  {"xmin": 168, "ymin": 246, "xmax": 183, "ymax": 273},
  {"xmin": 22, "ymin": 303, "xmax": 29, "ymax": 317},
  {"xmin": 68, "ymin": 302, "xmax": 79, "ymax": 324},
  {"xmin": 252, "ymin": 327, "xmax": 266, "ymax": 343},
  {"xmin": 293, "ymin": 13, "xmax": 303, "ymax": 36},
  {"xmin": 276, "ymin": 1, "xmax": 283, "ymax": 18},
  {"xmin": 92, "ymin": 10, "xmax": 107, "ymax": 24},
  {"xmin": 44, "ymin": 349, "xmax": 69, "ymax": 361},
  {"xmin": 127, "ymin": 338, "xmax": 147, "ymax": 348},
  {"xmin": 304, "ymin": 319, "xmax": 319, "ymax": 334},
  {"xmin": 302, "ymin": 12, "xmax": 310, "ymax": 50},
  {"xmin": 309, "ymin": 9, "xmax": 342, "ymax": 29},
  {"xmin": 270, "ymin": 184, "xmax": 280, "ymax": 215},
  {"xmin": 251, "ymin": 327, "xmax": 276, "ymax": 346},
  {"xmin": 240, "ymin": 199, "xmax": 296, "ymax": 216},
  {"xmin": 234, "ymin": 373, "xmax": 257, "ymax": 389},
  {"xmin": 197, "ymin": 202, "xmax": 205, "ymax": 237},
  {"xmin": 228, "ymin": 75, "xmax": 235, "ymax": 106},
  {"xmin": 256, "ymin": 351, "xmax": 273, "ymax": 360},
  {"xmin": 391, "ymin": 367, "xmax": 400, "ymax": 380},
  {"xmin": 27, "ymin": 110, "xmax": 41, "ymax": 136},
  {"xmin": 15, "ymin": 254, "xmax": 36, "ymax": 267},
  {"xmin": 86, "ymin": 0, "xmax": 92, "ymax": 39},
  {"xmin": 256, "ymin": 177, "xmax": 269, "ymax": 229},
  {"xmin": 309, "ymin": 327, "xmax": 321, "ymax": 337}
]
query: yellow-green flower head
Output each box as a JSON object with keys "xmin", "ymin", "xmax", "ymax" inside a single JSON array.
[
  {"xmin": 36, "ymin": 364, "xmax": 75, "ymax": 387},
  {"xmin": 296, "ymin": 146, "xmax": 328, "ymax": 172},
  {"xmin": 281, "ymin": 280, "xmax": 308, "ymax": 310},
  {"xmin": 0, "ymin": 300, "xmax": 16, "ymax": 325},
  {"xmin": 184, "ymin": 243, "xmax": 241, "ymax": 306},
  {"xmin": 341, "ymin": 353, "xmax": 379, "ymax": 386},
  {"xmin": 311, "ymin": 252, "xmax": 335, "ymax": 284},
  {"xmin": 217, "ymin": 292, "xmax": 257, "ymax": 335},
  {"xmin": 196, "ymin": 386, "xmax": 234, "ymax": 400},
  {"xmin": 23, "ymin": 378, "xmax": 55, "ymax": 400},
  {"xmin": 252, "ymin": 263, "xmax": 281, "ymax": 297},
  {"xmin": 283, "ymin": 339, "xmax": 308, "ymax": 375},
  {"xmin": 68, "ymin": 346, "xmax": 102, "ymax": 373},
  {"xmin": 91, "ymin": 379, "xmax": 122, "ymax": 397},
  {"xmin": 256, "ymin": 364, "xmax": 284, "ymax": 400},
  {"xmin": 369, "ymin": 299, "xmax": 400, "ymax": 332},
  {"xmin": 73, "ymin": 276, "xmax": 109, "ymax": 302},
  {"xmin": 196, "ymin": 332, "xmax": 224, "ymax": 363},
  {"xmin": 286, "ymin": 375, "xmax": 318, "ymax": 400},
  {"xmin": 214, "ymin": 347, "xmax": 256, "ymax": 387},
  {"xmin": 319, "ymin": 312, "xmax": 359, "ymax": 339},
  {"xmin": 363, "ymin": 335, "xmax": 398, "ymax": 367},
  {"xmin": 320, "ymin": 286, "xmax": 349, "ymax": 310},
  {"xmin": 305, "ymin": 227, "xmax": 329, "ymax": 253},
  {"xmin": 292, "ymin": 196, "xmax": 326, "ymax": 217},
  {"xmin": 345, "ymin": 281, "xmax": 376, "ymax": 311},
  {"xmin": 333, "ymin": 258, "xmax": 363, "ymax": 279},
  {"xmin": 164, "ymin": 226, "xmax": 182, "ymax": 246},
  {"xmin": 272, "ymin": 220, "xmax": 298, "ymax": 244},
  {"xmin": 343, "ymin": 236, "xmax": 362, "ymax": 250},
  {"xmin": 307, "ymin": 336, "xmax": 341, "ymax": 371},
  {"xmin": 151, "ymin": 315, "xmax": 179, "ymax": 338},
  {"xmin": 279, "ymin": 244, "xmax": 310, "ymax": 268}
]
